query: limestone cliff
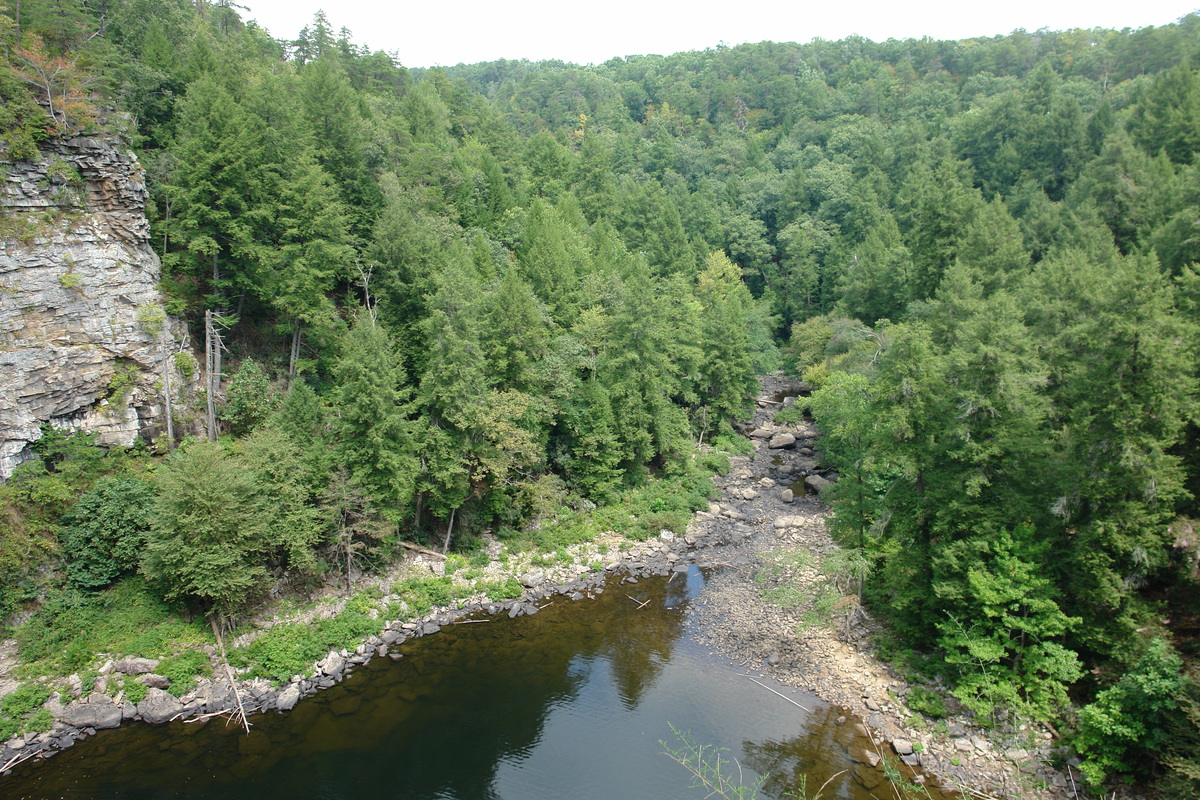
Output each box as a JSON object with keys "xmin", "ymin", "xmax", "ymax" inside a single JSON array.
[{"xmin": 0, "ymin": 134, "xmax": 190, "ymax": 478}]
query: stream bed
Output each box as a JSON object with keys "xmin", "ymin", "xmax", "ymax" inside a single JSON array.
[{"xmin": 2, "ymin": 566, "xmax": 949, "ymax": 799}]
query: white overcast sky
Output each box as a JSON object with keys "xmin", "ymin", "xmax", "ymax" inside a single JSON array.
[{"xmin": 238, "ymin": 1, "xmax": 1200, "ymax": 69}]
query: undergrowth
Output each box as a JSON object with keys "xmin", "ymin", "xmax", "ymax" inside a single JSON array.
[
  {"xmin": 14, "ymin": 578, "xmax": 212, "ymax": 677},
  {"xmin": 0, "ymin": 684, "xmax": 53, "ymax": 741}
]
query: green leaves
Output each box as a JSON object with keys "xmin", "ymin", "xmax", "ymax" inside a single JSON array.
[
  {"xmin": 1075, "ymin": 639, "xmax": 1185, "ymax": 784},
  {"xmin": 142, "ymin": 442, "xmax": 273, "ymax": 620},
  {"xmin": 60, "ymin": 475, "xmax": 154, "ymax": 590}
]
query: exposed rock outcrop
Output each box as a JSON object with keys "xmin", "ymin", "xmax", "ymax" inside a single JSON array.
[{"xmin": 0, "ymin": 134, "xmax": 192, "ymax": 478}]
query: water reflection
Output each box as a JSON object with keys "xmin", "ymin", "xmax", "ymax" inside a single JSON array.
[{"xmin": 3, "ymin": 566, "xmax": 950, "ymax": 800}]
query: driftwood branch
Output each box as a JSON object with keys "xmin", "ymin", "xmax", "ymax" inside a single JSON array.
[
  {"xmin": 211, "ymin": 618, "xmax": 250, "ymax": 734},
  {"xmin": 397, "ymin": 540, "xmax": 447, "ymax": 559},
  {"xmin": 746, "ymin": 676, "xmax": 810, "ymax": 712}
]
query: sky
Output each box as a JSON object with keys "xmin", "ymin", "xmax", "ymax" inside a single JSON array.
[{"xmin": 238, "ymin": 0, "xmax": 1200, "ymax": 69}]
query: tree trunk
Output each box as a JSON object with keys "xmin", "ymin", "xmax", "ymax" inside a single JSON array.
[
  {"xmin": 289, "ymin": 321, "xmax": 302, "ymax": 381},
  {"xmin": 441, "ymin": 507, "xmax": 457, "ymax": 554},
  {"xmin": 210, "ymin": 617, "xmax": 249, "ymax": 734},
  {"xmin": 163, "ymin": 351, "xmax": 175, "ymax": 450},
  {"xmin": 205, "ymin": 310, "xmax": 216, "ymax": 441}
]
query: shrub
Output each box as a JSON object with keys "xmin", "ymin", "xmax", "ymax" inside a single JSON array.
[
  {"xmin": 1075, "ymin": 639, "xmax": 1184, "ymax": 785},
  {"xmin": 907, "ymin": 686, "xmax": 948, "ymax": 719},
  {"xmin": 157, "ymin": 650, "xmax": 210, "ymax": 696},
  {"xmin": 772, "ymin": 404, "xmax": 806, "ymax": 426},
  {"xmin": 0, "ymin": 683, "xmax": 51, "ymax": 740},
  {"xmin": 234, "ymin": 609, "xmax": 381, "ymax": 684},
  {"xmin": 173, "ymin": 351, "xmax": 197, "ymax": 382},
  {"xmin": 15, "ymin": 579, "xmax": 210, "ymax": 675},
  {"xmin": 219, "ymin": 359, "xmax": 276, "ymax": 436},
  {"xmin": 59, "ymin": 475, "xmax": 153, "ymax": 589},
  {"xmin": 122, "ymin": 679, "xmax": 148, "ymax": 704},
  {"xmin": 697, "ymin": 450, "xmax": 731, "ymax": 476},
  {"xmin": 392, "ymin": 575, "xmax": 455, "ymax": 616},
  {"xmin": 711, "ymin": 433, "xmax": 753, "ymax": 456}
]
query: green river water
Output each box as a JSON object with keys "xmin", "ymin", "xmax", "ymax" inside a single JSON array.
[{"xmin": 2, "ymin": 566, "xmax": 951, "ymax": 799}]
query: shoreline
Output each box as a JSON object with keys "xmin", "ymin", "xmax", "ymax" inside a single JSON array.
[
  {"xmin": 685, "ymin": 375, "xmax": 1080, "ymax": 800},
  {"xmin": 1, "ymin": 377, "xmax": 1080, "ymax": 799}
]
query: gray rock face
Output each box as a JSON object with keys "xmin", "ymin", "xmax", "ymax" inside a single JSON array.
[
  {"xmin": 60, "ymin": 693, "xmax": 122, "ymax": 730},
  {"xmin": 1, "ymin": 134, "xmax": 194, "ymax": 479},
  {"xmin": 138, "ymin": 673, "xmax": 170, "ymax": 689},
  {"xmin": 137, "ymin": 688, "xmax": 183, "ymax": 724}
]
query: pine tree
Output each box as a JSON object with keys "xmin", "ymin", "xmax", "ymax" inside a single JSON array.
[{"xmin": 333, "ymin": 316, "xmax": 419, "ymax": 524}]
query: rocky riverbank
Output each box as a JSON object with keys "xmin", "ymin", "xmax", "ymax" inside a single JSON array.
[
  {"xmin": 0, "ymin": 473, "xmax": 748, "ymax": 774},
  {"xmin": 685, "ymin": 375, "xmax": 1085, "ymax": 800},
  {"xmin": 1, "ymin": 377, "xmax": 1086, "ymax": 799}
]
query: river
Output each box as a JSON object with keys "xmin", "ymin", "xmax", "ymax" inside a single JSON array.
[{"xmin": 2, "ymin": 565, "xmax": 950, "ymax": 799}]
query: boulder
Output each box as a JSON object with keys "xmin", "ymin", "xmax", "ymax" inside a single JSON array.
[
  {"xmin": 114, "ymin": 657, "xmax": 159, "ymax": 675},
  {"xmin": 275, "ymin": 685, "xmax": 302, "ymax": 713},
  {"xmin": 319, "ymin": 652, "xmax": 346, "ymax": 678},
  {"xmin": 749, "ymin": 427, "xmax": 773, "ymax": 439},
  {"xmin": 773, "ymin": 516, "xmax": 808, "ymax": 529},
  {"xmin": 804, "ymin": 474, "xmax": 833, "ymax": 494},
  {"xmin": 138, "ymin": 674, "xmax": 171, "ymax": 690},
  {"xmin": 768, "ymin": 433, "xmax": 796, "ymax": 449},
  {"xmin": 892, "ymin": 739, "xmax": 914, "ymax": 756},
  {"xmin": 780, "ymin": 489, "xmax": 794, "ymax": 504},
  {"xmin": 60, "ymin": 693, "xmax": 122, "ymax": 730},
  {"xmin": 137, "ymin": 688, "xmax": 183, "ymax": 725}
]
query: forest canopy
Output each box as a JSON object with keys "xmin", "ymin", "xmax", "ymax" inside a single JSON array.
[{"xmin": 2, "ymin": 1, "xmax": 1200, "ymax": 792}]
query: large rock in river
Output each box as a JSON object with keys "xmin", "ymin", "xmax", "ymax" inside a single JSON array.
[
  {"xmin": 137, "ymin": 687, "xmax": 183, "ymax": 724},
  {"xmin": 275, "ymin": 684, "xmax": 302, "ymax": 713},
  {"xmin": 60, "ymin": 693, "xmax": 122, "ymax": 730}
]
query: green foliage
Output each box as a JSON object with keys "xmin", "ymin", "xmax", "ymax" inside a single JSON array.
[
  {"xmin": 391, "ymin": 575, "xmax": 456, "ymax": 615},
  {"xmin": 0, "ymin": 428, "xmax": 108, "ymax": 620},
  {"xmin": 334, "ymin": 317, "xmax": 419, "ymax": 521},
  {"xmin": 173, "ymin": 351, "xmax": 197, "ymax": 381},
  {"xmin": 121, "ymin": 679, "xmax": 148, "ymax": 704},
  {"xmin": 219, "ymin": 359, "xmax": 275, "ymax": 436},
  {"xmin": 771, "ymin": 404, "xmax": 806, "ymax": 426},
  {"xmin": 1161, "ymin": 667, "xmax": 1200, "ymax": 796},
  {"xmin": 233, "ymin": 609, "xmax": 380, "ymax": 684},
  {"xmin": 1074, "ymin": 639, "xmax": 1185, "ymax": 785},
  {"xmin": 104, "ymin": 360, "xmax": 141, "ymax": 407},
  {"xmin": 936, "ymin": 526, "xmax": 1083, "ymax": 723},
  {"xmin": 5, "ymin": 7, "xmax": 1199, "ymax": 784},
  {"xmin": 476, "ymin": 577, "xmax": 525, "ymax": 601},
  {"xmin": 142, "ymin": 442, "xmax": 273, "ymax": 621},
  {"xmin": 156, "ymin": 649, "xmax": 210, "ymax": 696},
  {"xmin": 136, "ymin": 304, "xmax": 167, "ymax": 338},
  {"xmin": 697, "ymin": 451, "xmax": 730, "ymax": 476},
  {"xmin": 906, "ymin": 687, "xmax": 947, "ymax": 719},
  {"xmin": 14, "ymin": 579, "xmax": 210, "ymax": 676},
  {"xmin": 0, "ymin": 683, "xmax": 52, "ymax": 741},
  {"xmin": 59, "ymin": 474, "xmax": 154, "ymax": 590}
]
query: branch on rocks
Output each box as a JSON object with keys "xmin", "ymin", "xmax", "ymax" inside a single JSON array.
[
  {"xmin": 211, "ymin": 617, "xmax": 250, "ymax": 734},
  {"xmin": 396, "ymin": 540, "xmax": 446, "ymax": 559}
]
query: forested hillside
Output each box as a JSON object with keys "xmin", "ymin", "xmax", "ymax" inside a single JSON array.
[{"xmin": 2, "ymin": 1, "xmax": 1199, "ymax": 792}]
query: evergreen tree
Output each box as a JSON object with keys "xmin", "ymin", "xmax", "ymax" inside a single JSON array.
[{"xmin": 333, "ymin": 316, "xmax": 419, "ymax": 524}]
